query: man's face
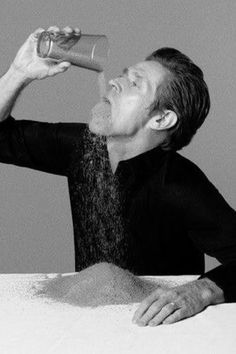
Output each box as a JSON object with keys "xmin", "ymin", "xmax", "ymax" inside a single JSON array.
[{"xmin": 89, "ymin": 60, "xmax": 167, "ymax": 137}]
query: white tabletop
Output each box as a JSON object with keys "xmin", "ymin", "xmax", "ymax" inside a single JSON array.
[{"xmin": 0, "ymin": 273, "xmax": 235, "ymax": 354}]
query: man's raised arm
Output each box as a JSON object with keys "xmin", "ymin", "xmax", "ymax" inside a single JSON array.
[
  {"xmin": 0, "ymin": 26, "xmax": 81, "ymax": 122},
  {"xmin": 0, "ymin": 26, "xmax": 84, "ymax": 176}
]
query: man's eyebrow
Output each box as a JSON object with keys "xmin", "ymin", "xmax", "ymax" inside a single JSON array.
[{"xmin": 122, "ymin": 67, "xmax": 144, "ymax": 78}]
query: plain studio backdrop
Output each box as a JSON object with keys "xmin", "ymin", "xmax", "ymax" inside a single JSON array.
[{"xmin": 0, "ymin": 0, "xmax": 235, "ymax": 273}]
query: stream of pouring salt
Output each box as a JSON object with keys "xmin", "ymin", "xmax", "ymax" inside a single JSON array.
[
  {"xmin": 36, "ymin": 72, "xmax": 164, "ymax": 307},
  {"xmin": 98, "ymin": 71, "xmax": 107, "ymax": 99}
]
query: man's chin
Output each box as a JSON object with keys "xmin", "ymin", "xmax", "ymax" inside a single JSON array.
[
  {"xmin": 88, "ymin": 121, "xmax": 101, "ymax": 136},
  {"xmin": 90, "ymin": 100, "xmax": 112, "ymax": 136},
  {"xmin": 88, "ymin": 119, "xmax": 109, "ymax": 136}
]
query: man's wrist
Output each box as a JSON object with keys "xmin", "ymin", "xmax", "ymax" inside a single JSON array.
[
  {"xmin": 197, "ymin": 277, "xmax": 225, "ymax": 306},
  {"xmin": 7, "ymin": 64, "xmax": 33, "ymax": 87}
]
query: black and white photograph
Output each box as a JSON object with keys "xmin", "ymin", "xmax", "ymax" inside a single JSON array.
[{"xmin": 0, "ymin": 1, "xmax": 235, "ymax": 353}]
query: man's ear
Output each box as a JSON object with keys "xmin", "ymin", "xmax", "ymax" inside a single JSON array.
[{"xmin": 146, "ymin": 110, "xmax": 178, "ymax": 131}]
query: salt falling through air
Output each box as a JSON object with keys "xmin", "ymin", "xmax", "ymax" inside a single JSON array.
[
  {"xmin": 91, "ymin": 70, "xmax": 112, "ymax": 122},
  {"xmin": 98, "ymin": 71, "xmax": 107, "ymax": 99}
]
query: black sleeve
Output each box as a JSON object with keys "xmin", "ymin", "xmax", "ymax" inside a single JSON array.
[
  {"xmin": 167, "ymin": 160, "xmax": 236, "ymax": 302},
  {"xmin": 193, "ymin": 180, "xmax": 236, "ymax": 302},
  {"xmin": 0, "ymin": 116, "xmax": 87, "ymax": 176}
]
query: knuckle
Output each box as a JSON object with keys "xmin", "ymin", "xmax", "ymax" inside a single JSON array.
[
  {"xmin": 64, "ymin": 26, "xmax": 73, "ymax": 32},
  {"xmin": 177, "ymin": 297, "xmax": 184, "ymax": 306},
  {"xmin": 48, "ymin": 26, "xmax": 58, "ymax": 30},
  {"xmin": 158, "ymin": 293, "xmax": 167, "ymax": 302},
  {"xmin": 170, "ymin": 289, "xmax": 179, "ymax": 298},
  {"xmin": 142, "ymin": 299, "xmax": 150, "ymax": 307},
  {"xmin": 35, "ymin": 27, "xmax": 44, "ymax": 32},
  {"xmin": 157, "ymin": 290, "xmax": 165, "ymax": 297},
  {"xmin": 152, "ymin": 302, "xmax": 161, "ymax": 311},
  {"xmin": 144, "ymin": 295, "xmax": 156, "ymax": 306}
]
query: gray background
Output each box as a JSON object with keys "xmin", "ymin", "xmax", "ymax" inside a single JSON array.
[{"xmin": 0, "ymin": 0, "xmax": 235, "ymax": 273}]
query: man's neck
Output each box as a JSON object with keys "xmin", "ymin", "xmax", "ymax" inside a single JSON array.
[{"xmin": 107, "ymin": 131, "xmax": 162, "ymax": 173}]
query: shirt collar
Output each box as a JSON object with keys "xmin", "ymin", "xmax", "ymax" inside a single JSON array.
[{"xmin": 115, "ymin": 145, "xmax": 169, "ymax": 182}]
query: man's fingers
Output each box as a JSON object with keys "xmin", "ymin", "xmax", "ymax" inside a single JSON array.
[
  {"xmin": 74, "ymin": 27, "xmax": 81, "ymax": 35},
  {"xmin": 30, "ymin": 28, "xmax": 45, "ymax": 41},
  {"xmin": 45, "ymin": 26, "xmax": 81, "ymax": 50},
  {"xmin": 135, "ymin": 299, "xmax": 168, "ymax": 326},
  {"xmin": 48, "ymin": 61, "xmax": 71, "ymax": 76},
  {"xmin": 132, "ymin": 281, "xmax": 209, "ymax": 327},
  {"xmin": 132, "ymin": 293, "xmax": 157, "ymax": 323},
  {"xmin": 29, "ymin": 26, "xmax": 80, "ymax": 46},
  {"xmin": 63, "ymin": 26, "xmax": 73, "ymax": 35},
  {"xmin": 62, "ymin": 26, "xmax": 81, "ymax": 37},
  {"xmin": 58, "ymin": 61, "xmax": 71, "ymax": 67},
  {"xmin": 163, "ymin": 308, "xmax": 186, "ymax": 325},
  {"xmin": 132, "ymin": 290, "xmax": 163, "ymax": 323},
  {"xmin": 47, "ymin": 26, "xmax": 81, "ymax": 38},
  {"xmin": 56, "ymin": 61, "xmax": 71, "ymax": 72},
  {"xmin": 47, "ymin": 26, "xmax": 60, "ymax": 34},
  {"xmin": 33, "ymin": 28, "xmax": 45, "ymax": 35},
  {"xmin": 148, "ymin": 302, "xmax": 178, "ymax": 326}
]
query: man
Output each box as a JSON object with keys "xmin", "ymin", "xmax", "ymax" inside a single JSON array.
[{"xmin": 0, "ymin": 26, "xmax": 236, "ymax": 327}]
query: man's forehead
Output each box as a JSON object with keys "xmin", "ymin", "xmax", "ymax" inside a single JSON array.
[{"xmin": 128, "ymin": 60, "xmax": 167, "ymax": 80}]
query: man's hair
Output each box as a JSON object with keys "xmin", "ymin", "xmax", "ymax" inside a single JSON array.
[{"xmin": 146, "ymin": 48, "xmax": 210, "ymax": 151}]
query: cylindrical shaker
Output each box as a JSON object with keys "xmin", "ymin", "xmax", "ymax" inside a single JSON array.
[{"xmin": 37, "ymin": 31, "xmax": 109, "ymax": 72}]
